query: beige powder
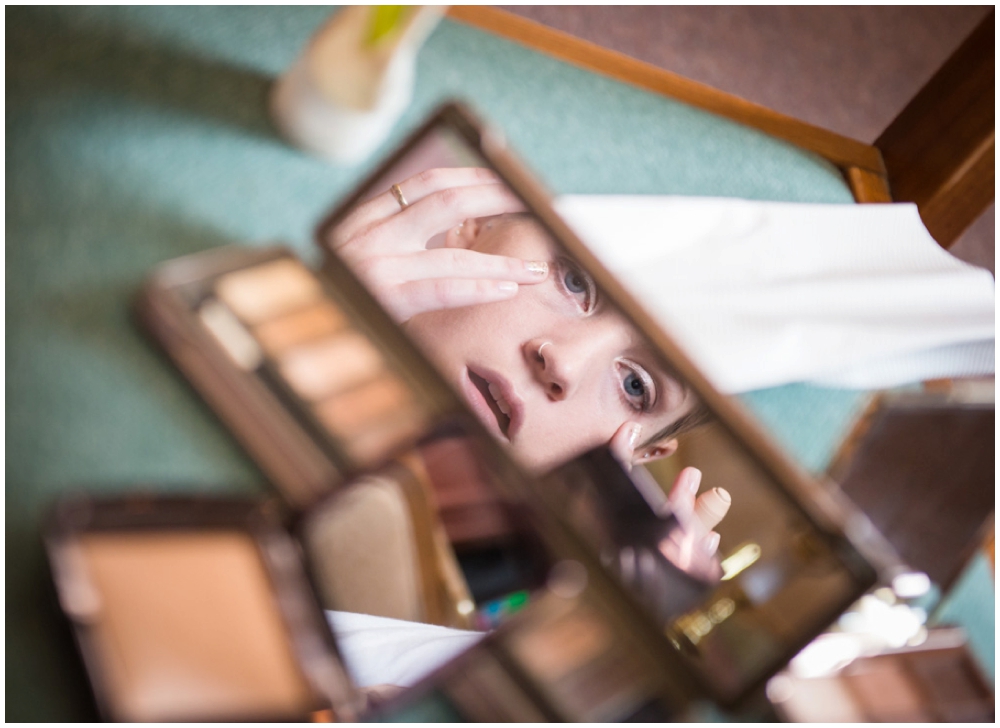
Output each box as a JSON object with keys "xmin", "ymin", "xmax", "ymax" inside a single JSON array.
[
  {"xmin": 254, "ymin": 302, "xmax": 347, "ymax": 356},
  {"xmin": 345, "ymin": 405, "xmax": 429, "ymax": 466},
  {"xmin": 215, "ymin": 259, "xmax": 323, "ymax": 325},
  {"xmin": 279, "ymin": 331, "xmax": 384, "ymax": 401},
  {"xmin": 78, "ymin": 531, "xmax": 317, "ymax": 721},
  {"xmin": 314, "ymin": 376, "xmax": 413, "ymax": 437}
]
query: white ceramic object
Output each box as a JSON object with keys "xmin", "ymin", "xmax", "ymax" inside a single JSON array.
[{"xmin": 271, "ymin": 6, "xmax": 445, "ymax": 165}]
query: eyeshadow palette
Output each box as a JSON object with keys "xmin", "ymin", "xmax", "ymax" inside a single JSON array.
[
  {"xmin": 138, "ymin": 245, "xmax": 460, "ymax": 508},
  {"xmin": 367, "ymin": 559, "xmax": 698, "ymax": 722}
]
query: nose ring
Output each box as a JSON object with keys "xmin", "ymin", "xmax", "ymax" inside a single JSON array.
[{"xmin": 537, "ymin": 341, "xmax": 551, "ymax": 360}]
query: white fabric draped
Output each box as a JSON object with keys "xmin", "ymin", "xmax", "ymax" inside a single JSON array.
[{"xmin": 554, "ymin": 196, "xmax": 995, "ymax": 393}]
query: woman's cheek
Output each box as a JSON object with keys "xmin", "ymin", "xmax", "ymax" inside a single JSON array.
[{"xmin": 515, "ymin": 405, "xmax": 623, "ymax": 472}]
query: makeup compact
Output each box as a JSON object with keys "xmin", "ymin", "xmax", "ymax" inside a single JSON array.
[
  {"xmin": 43, "ymin": 495, "xmax": 357, "ymax": 722},
  {"xmin": 120, "ymin": 102, "xmax": 900, "ymax": 718},
  {"xmin": 827, "ymin": 386, "xmax": 995, "ymax": 591},
  {"xmin": 768, "ymin": 628, "xmax": 994, "ymax": 722}
]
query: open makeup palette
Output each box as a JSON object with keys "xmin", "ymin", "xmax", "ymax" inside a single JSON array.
[{"xmin": 45, "ymin": 104, "xmax": 893, "ymax": 721}]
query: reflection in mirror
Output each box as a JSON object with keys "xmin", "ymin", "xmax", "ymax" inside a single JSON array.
[
  {"xmin": 545, "ymin": 428, "xmax": 865, "ymax": 701},
  {"xmin": 324, "ymin": 149, "xmax": 702, "ymax": 476},
  {"xmin": 302, "ymin": 420, "xmax": 552, "ymax": 632},
  {"xmin": 310, "ymin": 118, "xmax": 873, "ymax": 702}
]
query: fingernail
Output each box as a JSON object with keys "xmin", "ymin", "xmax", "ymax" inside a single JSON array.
[
  {"xmin": 628, "ymin": 423, "xmax": 642, "ymax": 449},
  {"xmin": 703, "ymin": 532, "xmax": 721, "ymax": 555},
  {"xmin": 713, "ymin": 487, "xmax": 731, "ymax": 504},
  {"xmin": 497, "ymin": 281, "xmax": 518, "ymax": 293},
  {"xmin": 525, "ymin": 261, "xmax": 548, "ymax": 276},
  {"xmin": 684, "ymin": 467, "xmax": 702, "ymax": 495}
]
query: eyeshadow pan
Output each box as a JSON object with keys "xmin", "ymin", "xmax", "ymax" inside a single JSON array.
[
  {"xmin": 509, "ymin": 609, "xmax": 611, "ymax": 682},
  {"xmin": 345, "ymin": 405, "xmax": 429, "ymax": 466},
  {"xmin": 77, "ymin": 531, "xmax": 316, "ymax": 721},
  {"xmin": 215, "ymin": 259, "xmax": 323, "ymax": 325},
  {"xmin": 254, "ymin": 302, "xmax": 347, "ymax": 356},
  {"xmin": 314, "ymin": 376, "xmax": 414, "ymax": 438},
  {"xmin": 279, "ymin": 331, "xmax": 385, "ymax": 401},
  {"xmin": 198, "ymin": 300, "xmax": 263, "ymax": 370}
]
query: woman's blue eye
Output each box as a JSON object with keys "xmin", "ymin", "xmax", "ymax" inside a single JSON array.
[
  {"xmin": 618, "ymin": 360, "xmax": 655, "ymax": 412},
  {"xmin": 558, "ymin": 259, "xmax": 596, "ymax": 313},
  {"xmin": 623, "ymin": 371, "xmax": 645, "ymax": 397},
  {"xmin": 564, "ymin": 269, "xmax": 587, "ymax": 293}
]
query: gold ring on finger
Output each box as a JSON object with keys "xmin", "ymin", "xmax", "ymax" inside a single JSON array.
[{"xmin": 390, "ymin": 183, "xmax": 409, "ymax": 210}]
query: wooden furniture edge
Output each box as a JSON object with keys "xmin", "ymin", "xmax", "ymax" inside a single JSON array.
[
  {"xmin": 845, "ymin": 166, "xmax": 893, "ymax": 203},
  {"xmin": 447, "ymin": 5, "xmax": 890, "ymax": 197},
  {"xmin": 875, "ymin": 10, "xmax": 995, "ymax": 247}
]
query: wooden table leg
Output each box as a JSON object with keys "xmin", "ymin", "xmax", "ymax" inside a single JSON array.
[{"xmin": 876, "ymin": 10, "xmax": 995, "ymax": 248}]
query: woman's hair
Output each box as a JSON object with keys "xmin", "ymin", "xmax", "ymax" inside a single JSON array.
[{"xmin": 644, "ymin": 397, "xmax": 712, "ymax": 447}]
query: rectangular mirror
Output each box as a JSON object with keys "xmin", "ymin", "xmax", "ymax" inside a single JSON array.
[{"xmin": 311, "ymin": 104, "xmax": 879, "ymax": 705}]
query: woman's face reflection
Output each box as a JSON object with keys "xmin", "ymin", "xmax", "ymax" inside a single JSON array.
[{"xmin": 405, "ymin": 213, "xmax": 695, "ymax": 472}]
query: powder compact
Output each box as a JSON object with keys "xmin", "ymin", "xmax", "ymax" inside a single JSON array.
[
  {"xmin": 46, "ymin": 103, "xmax": 893, "ymax": 720},
  {"xmin": 43, "ymin": 495, "xmax": 357, "ymax": 722}
]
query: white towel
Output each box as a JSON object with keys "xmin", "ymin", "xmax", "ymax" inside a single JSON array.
[
  {"xmin": 554, "ymin": 196, "xmax": 995, "ymax": 393},
  {"xmin": 327, "ymin": 610, "xmax": 484, "ymax": 688}
]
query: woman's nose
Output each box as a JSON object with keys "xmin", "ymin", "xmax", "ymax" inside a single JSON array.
[
  {"xmin": 525, "ymin": 339, "xmax": 569, "ymax": 400},
  {"xmin": 525, "ymin": 332, "xmax": 614, "ymax": 401}
]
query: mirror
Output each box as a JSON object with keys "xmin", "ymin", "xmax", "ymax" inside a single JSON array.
[{"xmin": 308, "ymin": 108, "xmax": 876, "ymax": 703}]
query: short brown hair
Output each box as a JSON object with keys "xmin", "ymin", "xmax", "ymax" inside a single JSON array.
[{"xmin": 643, "ymin": 397, "xmax": 711, "ymax": 447}]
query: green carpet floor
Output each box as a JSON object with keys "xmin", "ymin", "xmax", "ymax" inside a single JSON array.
[{"xmin": 6, "ymin": 6, "xmax": 920, "ymax": 720}]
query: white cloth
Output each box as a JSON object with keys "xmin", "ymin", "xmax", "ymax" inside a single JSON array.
[
  {"xmin": 326, "ymin": 610, "xmax": 484, "ymax": 688},
  {"xmin": 554, "ymin": 196, "xmax": 995, "ymax": 393}
]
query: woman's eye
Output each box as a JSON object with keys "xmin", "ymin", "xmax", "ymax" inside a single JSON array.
[
  {"xmin": 618, "ymin": 360, "xmax": 654, "ymax": 412},
  {"xmin": 558, "ymin": 259, "xmax": 596, "ymax": 313},
  {"xmin": 624, "ymin": 371, "xmax": 645, "ymax": 397},
  {"xmin": 565, "ymin": 269, "xmax": 587, "ymax": 293}
]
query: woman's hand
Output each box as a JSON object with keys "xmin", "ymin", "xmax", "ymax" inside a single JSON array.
[
  {"xmin": 327, "ymin": 167, "xmax": 550, "ymax": 323},
  {"xmin": 609, "ymin": 421, "xmax": 731, "ymax": 570}
]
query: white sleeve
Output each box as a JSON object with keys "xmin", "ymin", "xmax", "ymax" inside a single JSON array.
[
  {"xmin": 555, "ymin": 196, "xmax": 995, "ymax": 393},
  {"xmin": 326, "ymin": 610, "xmax": 485, "ymax": 688}
]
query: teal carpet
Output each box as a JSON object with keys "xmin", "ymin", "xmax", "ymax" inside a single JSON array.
[{"xmin": 8, "ymin": 6, "xmax": 878, "ymax": 720}]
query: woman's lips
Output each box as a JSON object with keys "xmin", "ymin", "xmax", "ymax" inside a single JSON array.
[{"xmin": 462, "ymin": 367, "xmax": 524, "ymax": 442}]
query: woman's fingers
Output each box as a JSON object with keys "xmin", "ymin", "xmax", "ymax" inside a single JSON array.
[
  {"xmin": 366, "ymin": 248, "xmax": 549, "ymax": 286},
  {"xmin": 659, "ymin": 468, "xmax": 729, "ymax": 572},
  {"xmin": 608, "ymin": 422, "xmax": 644, "ymax": 471},
  {"xmin": 331, "ymin": 168, "xmax": 503, "ymax": 246},
  {"xmin": 667, "ymin": 468, "xmax": 731, "ymax": 531},
  {"xmin": 702, "ymin": 531, "xmax": 721, "ymax": 556},
  {"xmin": 388, "ymin": 278, "xmax": 524, "ymax": 321},
  {"xmin": 694, "ymin": 488, "xmax": 731, "ymax": 531},
  {"xmin": 352, "ymin": 248, "xmax": 549, "ymax": 321},
  {"xmin": 371, "ymin": 184, "xmax": 526, "ymax": 253},
  {"xmin": 668, "ymin": 467, "xmax": 702, "ymax": 521}
]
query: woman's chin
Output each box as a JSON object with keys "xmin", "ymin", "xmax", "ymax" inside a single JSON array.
[{"xmin": 504, "ymin": 440, "xmax": 566, "ymax": 476}]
